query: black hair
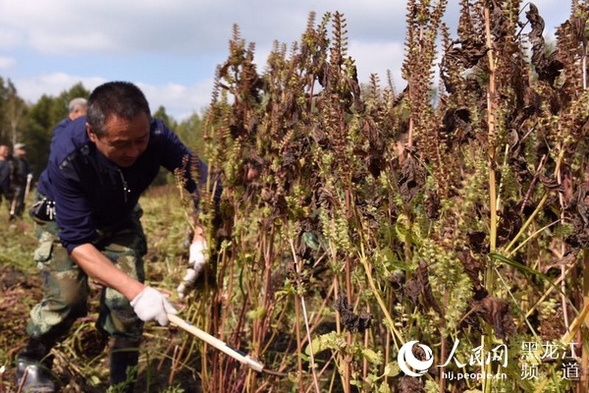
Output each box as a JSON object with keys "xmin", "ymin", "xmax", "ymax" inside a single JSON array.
[{"xmin": 87, "ymin": 81, "xmax": 151, "ymax": 137}]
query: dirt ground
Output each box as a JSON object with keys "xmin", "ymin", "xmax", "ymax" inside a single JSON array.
[{"xmin": 0, "ymin": 262, "xmax": 201, "ymax": 393}]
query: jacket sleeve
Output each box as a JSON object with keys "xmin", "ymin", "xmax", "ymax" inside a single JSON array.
[{"xmin": 156, "ymin": 120, "xmax": 221, "ymax": 208}]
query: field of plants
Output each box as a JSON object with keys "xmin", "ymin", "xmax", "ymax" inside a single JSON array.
[{"xmin": 3, "ymin": 0, "xmax": 589, "ymax": 392}]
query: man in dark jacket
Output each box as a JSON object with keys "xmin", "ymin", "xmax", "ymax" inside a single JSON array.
[
  {"xmin": 0, "ymin": 144, "xmax": 15, "ymax": 216},
  {"xmin": 10, "ymin": 143, "xmax": 32, "ymax": 220},
  {"xmin": 51, "ymin": 97, "xmax": 88, "ymax": 144},
  {"xmin": 16, "ymin": 81, "xmax": 216, "ymax": 392}
]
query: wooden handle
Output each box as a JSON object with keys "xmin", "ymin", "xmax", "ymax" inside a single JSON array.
[{"xmin": 168, "ymin": 313, "xmax": 265, "ymax": 373}]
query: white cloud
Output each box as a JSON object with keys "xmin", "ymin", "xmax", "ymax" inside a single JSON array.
[
  {"xmin": 350, "ymin": 40, "xmax": 406, "ymax": 88},
  {"xmin": 31, "ymin": 32, "xmax": 116, "ymax": 55},
  {"xmin": 12, "ymin": 72, "xmax": 212, "ymax": 121},
  {"xmin": 0, "ymin": 0, "xmax": 407, "ymax": 56},
  {"xmin": 0, "ymin": 28, "xmax": 22, "ymax": 50},
  {"xmin": 0, "ymin": 56, "xmax": 16, "ymax": 70},
  {"xmin": 13, "ymin": 73, "xmax": 105, "ymax": 105},
  {"xmin": 139, "ymin": 79, "xmax": 215, "ymax": 119}
]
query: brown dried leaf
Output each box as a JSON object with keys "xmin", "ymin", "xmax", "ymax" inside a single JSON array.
[
  {"xmin": 334, "ymin": 291, "xmax": 372, "ymax": 333},
  {"xmin": 538, "ymin": 173, "xmax": 563, "ymax": 190},
  {"xmin": 526, "ymin": 3, "xmax": 563, "ymax": 85},
  {"xmin": 404, "ymin": 261, "xmax": 444, "ymax": 317},
  {"xmin": 398, "ymin": 155, "xmax": 426, "ymax": 204},
  {"xmin": 473, "ymin": 297, "xmax": 515, "ymax": 340},
  {"xmin": 456, "ymin": 250, "xmax": 487, "ymax": 300},
  {"xmin": 397, "ymin": 375, "xmax": 425, "ymax": 393},
  {"xmin": 565, "ymin": 184, "xmax": 589, "ymax": 248}
]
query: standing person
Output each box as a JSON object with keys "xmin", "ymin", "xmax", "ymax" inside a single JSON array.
[
  {"xmin": 0, "ymin": 145, "xmax": 16, "ymax": 217},
  {"xmin": 16, "ymin": 81, "xmax": 216, "ymax": 392},
  {"xmin": 67, "ymin": 97, "xmax": 89, "ymax": 120},
  {"xmin": 10, "ymin": 143, "xmax": 32, "ymax": 220},
  {"xmin": 51, "ymin": 97, "xmax": 88, "ymax": 142}
]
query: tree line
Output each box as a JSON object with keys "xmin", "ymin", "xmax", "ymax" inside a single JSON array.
[{"xmin": 0, "ymin": 78, "xmax": 205, "ymax": 181}]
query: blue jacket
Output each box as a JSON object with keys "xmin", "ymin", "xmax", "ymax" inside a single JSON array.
[
  {"xmin": 37, "ymin": 116, "xmax": 210, "ymax": 254},
  {"xmin": 50, "ymin": 117, "xmax": 71, "ymax": 145}
]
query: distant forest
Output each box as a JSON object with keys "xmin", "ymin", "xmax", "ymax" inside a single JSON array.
[{"xmin": 0, "ymin": 79, "xmax": 205, "ymax": 180}]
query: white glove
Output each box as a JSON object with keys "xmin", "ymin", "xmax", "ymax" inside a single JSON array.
[
  {"xmin": 131, "ymin": 287, "xmax": 178, "ymax": 326},
  {"xmin": 177, "ymin": 240, "xmax": 208, "ymax": 299}
]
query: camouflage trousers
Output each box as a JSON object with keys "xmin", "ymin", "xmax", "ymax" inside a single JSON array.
[
  {"xmin": 0, "ymin": 188, "xmax": 14, "ymax": 215},
  {"xmin": 27, "ymin": 207, "xmax": 148, "ymax": 346}
]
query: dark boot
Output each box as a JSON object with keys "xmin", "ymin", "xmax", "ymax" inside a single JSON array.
[
  {"xmin": 15, "ymin": 338, "xmax": 55, "ymax": 393},
  {"xmin": 109, "ymin": 338, "xmax": 140, "ymax": 393}
]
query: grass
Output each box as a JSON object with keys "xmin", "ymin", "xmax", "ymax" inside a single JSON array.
[{"xmin": 0, "ymin": 186, "xmax": 206, "ymax": 392}]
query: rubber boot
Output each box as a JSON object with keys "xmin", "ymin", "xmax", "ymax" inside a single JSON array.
[
  {"xmin": 15, "ymin": 338, "xmax": 55, "ymax": 393},
  {"xmin": 109, "ymin": 338, "xmax": 140, "ymax": 393}
]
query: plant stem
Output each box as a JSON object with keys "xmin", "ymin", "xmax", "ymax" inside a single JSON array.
[
  {"xmin": 290, "ymin": 239, "xmax": 321, "ymax": 393},
  {"xmin": 581, "ymin": 249, "xmax": 589, "ymax": 390},
  {"xmin": 484, "ymin": 3, "xmax": 497, "ymax": 392},
  {"xmin": 358, "ymin": 243, "xmax": 404, "ymax": 347}
]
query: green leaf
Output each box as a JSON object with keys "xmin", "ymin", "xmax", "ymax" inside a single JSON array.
[
  {"xmin": 305, "ymin": 333, "xmax": 331, "ymax": 355},
  {"xmin": 302, "ymin": 231, "xmax": 321, "ymax": 250},
  {"xmin": 383, "ymin": 362, "xmax": 400, "ymax": 377},
  {"xmin": 305, "ymin": 332, "xmax": 347, "ymax": 356},
  {"xmin": 246, "ymin": 306, "xmax": 267, "ymax": 320},
  {"xmin": 361, "ymin": 347, "xmax": 382, "ymax": 364},
  {"xmin": 394, "ymin": 214, "xmax": 410, "ymax": 243},
  {"xmin": 489, "ymin": 252, "xmax": 565, "ymax": 296}
]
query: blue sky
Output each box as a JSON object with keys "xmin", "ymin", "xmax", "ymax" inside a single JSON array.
[{"xmin": 0, "ymin": 1, "xmax": 570, "ymax": 120}]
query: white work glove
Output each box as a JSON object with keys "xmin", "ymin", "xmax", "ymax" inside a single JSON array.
[
  {"xmin": 177, "ymin": 240, "xmax": 208, "ymax": 299},
  {"xmin": 130, "ymin": 287, "xmax": 178, "ymax": 326}
]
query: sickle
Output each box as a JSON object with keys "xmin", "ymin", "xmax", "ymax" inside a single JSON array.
[{"xmin": 168, "ymin": 314, "xmax": 288, "ymax": 377}]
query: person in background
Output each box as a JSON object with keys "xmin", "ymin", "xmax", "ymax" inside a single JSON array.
[
  {"xmin": 51, "ymin": 97, "xmax": 88, "ymax": 142},
  {"xmin": 67, "ymin": 97, "xmax": 89, "ymax": 120},
  {"xmin": 16, "ymin": 81, "xmax": 219, "ymax": 392},
  {"xmin": 10, "ymin": 143, "xmax": 32, "ymax": 220},
  {"xmin": 0, "ymin": 145, "xmax": 16, "ymax": 218}
]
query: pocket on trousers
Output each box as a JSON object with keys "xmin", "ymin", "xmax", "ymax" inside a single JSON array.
[
  {"xmin": 30, "ymin": 198, "xmax": 56, "ymax": 223},
  {"xmin": 34, "ymin": 240, "xmax": 53, "ymax": 263},
  {"xmin": 33, "ymin": 240, "xmax": 53, "ymax": 270}
]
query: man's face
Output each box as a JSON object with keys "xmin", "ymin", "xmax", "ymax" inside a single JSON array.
[
  {"xmin": 87, "ymin": 113, "xmax": 150, "ymax": 167},
  {"xmin": 0, "ymin": 146, "xmax": 8, "ymax": 159},
  {"xmin": 71, "ymin": 107, "xmax": 87, "ymax": 121}
]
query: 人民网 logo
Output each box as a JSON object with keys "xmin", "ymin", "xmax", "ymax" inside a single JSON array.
[{"xmin": 397, "ymin": 340, "xmax": 434, "ymax": 377}]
